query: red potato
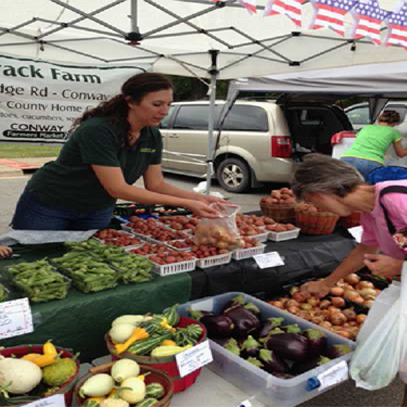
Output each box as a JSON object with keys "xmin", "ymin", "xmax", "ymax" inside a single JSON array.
[{"xmin": 94, "ymin": 229, "xmax": 142, "ymax": 246}]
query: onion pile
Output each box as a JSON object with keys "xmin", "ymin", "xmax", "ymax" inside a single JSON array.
[{"xmin": 268, "ymin": 274, "xmax": 380, "ymax": 340}]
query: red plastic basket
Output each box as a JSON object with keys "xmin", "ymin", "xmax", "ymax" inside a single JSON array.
[
  {"xmin": 339, "ymin": 212, "xmax": 361, "ymax": 228},
  {"xmin": 0, "ymin": 345, "xmax": 79, "ymax": 406},
  {"xmin": 105, "ymin": 316, "xmax": 207, "ymax": 393}
]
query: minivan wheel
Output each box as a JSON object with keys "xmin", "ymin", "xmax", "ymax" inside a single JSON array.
[{"xmin": 216, "ymin": 158, "xmax": 251, "ymax": 193}]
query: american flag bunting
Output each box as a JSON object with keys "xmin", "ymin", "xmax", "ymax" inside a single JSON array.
[
  {"xmin": 351, "ymin": 0, "xmax": 389, "ymax": 45},
  {"xmin": 264, "ymin": 0, "xmax": 304, "ymax": 26},
  {"xmin": 310, "ymin": 0, "xmax": 357, "ymax": 36},
  {"xmin": 385, "ymin": 2, "xmax": 407, "ymax": 48},
  {"xmin": 238, "ymin": 0, "xmax": 257, "ymax": 14}
]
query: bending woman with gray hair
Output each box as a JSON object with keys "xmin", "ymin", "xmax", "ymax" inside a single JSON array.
[{"xmin": 291, "ymin": 154, "xmax": 407, "ymax": 298}]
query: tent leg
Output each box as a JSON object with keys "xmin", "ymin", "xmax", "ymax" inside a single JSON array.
[{"xmin": 206, "ymin": 50, "xmax": 219, "ymax": 195}]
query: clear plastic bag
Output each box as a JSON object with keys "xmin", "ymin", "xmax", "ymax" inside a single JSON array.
[
  {"xmin": 194, "ymin": 203, "xmax": 244, "ymax": 251},
  {"xmin": 350, "ymin": 263, "xmax": 407, "ymax": 390}
]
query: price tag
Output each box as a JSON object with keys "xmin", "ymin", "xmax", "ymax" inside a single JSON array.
[
  {"xmin": 25, "ymin": 394, "xmax": 65, "ymax": 407},
  {"xmin": 0, "ymin": 298, "xmax": 33, "ymax": 340},
  {"xmin": 253, "ymin": 252, "xmax": 285, "ymax": 269},
  {"xmin": 317, "ymin": 361, "xmax": 349, "ymax": 391},
  {"xmin": 175, "ymin": 340, "xmax": 213, "ymax": 378}
]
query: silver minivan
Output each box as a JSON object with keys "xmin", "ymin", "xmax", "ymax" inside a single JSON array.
[{"xmin": 160, "ymin": 99, "xmax": 352, "ymax": 192}]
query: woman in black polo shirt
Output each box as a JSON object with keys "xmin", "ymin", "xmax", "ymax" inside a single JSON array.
[{"xmin": 11, "ymin": 73, "xmax": 221, "ymax": 230}]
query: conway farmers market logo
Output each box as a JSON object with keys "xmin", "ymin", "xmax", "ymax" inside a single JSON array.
[{"xmin": 0, "ymin": 63, "xmax": 102, "ymax": 84}]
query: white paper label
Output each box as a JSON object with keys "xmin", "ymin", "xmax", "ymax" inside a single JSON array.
[
  {"xmin": 0, "ymin": 298, "xmax": 33, "ymax": 340},
  {"xmin": 317, "ymin": 361, "xmax": 349, "ymax": 391},
  {"xmin": 175, "ymin": 340, "xmax": 213, "ymax": 378},
  {"xmin": 348, "ymin": 226, "xmax": 363, "ymax": 243},
  {"xmin": 253, "ymin": 252, "xmax": 285, "ymax": 269},
  {"xmin": 25, "ymin": 394, "xmax": 65, "ymax": 407}
]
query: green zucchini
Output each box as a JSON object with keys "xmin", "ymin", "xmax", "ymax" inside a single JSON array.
[
  {"xmin": 128, "ymin": 332, "xmax": 173, "ymax": 355},
  {"xmin": 163, "ymin": 303, "xmax": 180, "ymax": 326},
  {"xmin": 145, "ymin": 382, "xmax": 165, "ymax": 399},
  {"xmin": 135, "ymin": 398, "xmax": 158, "ymax": 407}
]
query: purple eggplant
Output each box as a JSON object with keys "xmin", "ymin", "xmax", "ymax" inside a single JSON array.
[
  {"xmin": 246, "ymin": 357, "xmax": 264, "ymax": 369},
  {"xmin": 222, "ymin": 295, "xmax": 245, "ymax": 313},
  {"xmin": 323, "ymin": 344, "xmax": 352, "ymax": 359},
  {"xmin": 303, "ymin": 329, "xmax": 327, "ymax": 356},
  {"xmin": 244, "ymin": 302, "xmax": 261, "ymax": 318},
  {"xmin": 224, "ymin": 338, "xmax": 241, "ymax": 356},
  {"xmin": 241, "ymin": 335, "xmax": 261, "ymax": 358},
  {"xmin": 265, "ymin": 333, "xmax": 310, "ymax": 362},
  {"xmin": 260, "ymin": 328, "xmax": 285, "ymax": 345},
  {"xmin": 224, "ymin": 305, "xmax": 261, "ymax": 338},
  {"xmin": 259, "ymin": 349, "xmax": 289, "ymax": 374},
  {"xmin": 188, "ymin": 309, "xmax": 213, "ymax": 321},
  {"xmin": 282, "ymin": 324, "xmax": 302, "ymax": 334},
  {"xmin": 291, "ymin": 356, "xmax": 331, "ymax": 375},
  {"xmin": 259, "ymin": 317, "xmax": 284, "ymax": 338},
  {"xmin": 200, "ymin": 314, "xmax": 234, "ymax": 338}
]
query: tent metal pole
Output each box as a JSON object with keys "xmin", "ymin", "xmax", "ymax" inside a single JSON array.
[
  {"xmin": 206, "ymin": 49, "xmax": 219, "ymax": 195},
  {"xmin": 131, "ymin": 0, "xmax": 139, "ymax": 33}
]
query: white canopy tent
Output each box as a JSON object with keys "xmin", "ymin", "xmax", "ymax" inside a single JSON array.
[{"xmin": 2, "ymin": 0, "xmax": 407, "ymax": 190}]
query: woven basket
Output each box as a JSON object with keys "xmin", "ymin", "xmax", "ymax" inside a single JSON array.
[
  {"xmin": 295, "ymin": 208, "xmax": 339, "ymax": 235},
  {"xmin": 339, "ymin": 212, "xmax": 361, "ymax": 229},
  {"xmin": 0, "ymin": 345, "xmax": 79, "ymax": 407},
  {"xmin": 259, "ymin": 199, "xmax": 296, "ymax": 224},
  {"xmin": 74, "ymin": 362, "xmax": 173, "ymax": 407}
]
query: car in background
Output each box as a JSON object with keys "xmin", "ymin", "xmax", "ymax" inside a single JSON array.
[
  {"xmin": 160, "ymin": 99, "xmax": 352, "ymax": 193},
  {"xmin": 345, "ymin": 101, "xmax": 407, "ymax": 136},
  {"xmin": 342, "ymin": 101, "xmax": 407, "ymax": 167}
]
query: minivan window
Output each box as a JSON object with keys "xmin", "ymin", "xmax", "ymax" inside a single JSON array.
[
  {"xmin": 173, "ymin": 105, "xmax": 220, "ymax": 130},
  {"xmin": 160, "ymin": 105, "xmax": 176, "ymax": 129},
  {"xmin": 223, "ymin": 105, "xmax": 268, "ymax": 131},
  {"xmin": 347, "ymin": 107, "xmax": 370, "ymax": 125}
]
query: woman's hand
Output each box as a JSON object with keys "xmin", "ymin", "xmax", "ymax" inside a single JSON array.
[
  {"xmin": 363, "ymin": 253, "xmax": 403, "ymax": 279},
  {"xmin": 0, "ymin": 246, "xmax": 12, "ymax": 259},
  {"xmin": 300, "ymin": 279, "xmax": 331, "ymax": 298},
  {"xmin": 187, "ymin": 201, "xmax": 221, "ymax": 218},
  {"xmin": 198, "ymin": 195, "xmax": 229, "ymax": 206}
]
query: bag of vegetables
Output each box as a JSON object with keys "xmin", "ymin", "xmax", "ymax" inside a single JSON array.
[
  {"xmin": 194, "ymin": 203, "xmax": 243, "ymax": 251},
  {"xmin": 350, "ymin": 264, "xmax": 407, "ymax": 390}
]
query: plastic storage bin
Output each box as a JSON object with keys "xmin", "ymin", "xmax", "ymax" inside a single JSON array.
[{"xmin": 178, "ymin": 292, "xmax": 356, "ymax": 407}]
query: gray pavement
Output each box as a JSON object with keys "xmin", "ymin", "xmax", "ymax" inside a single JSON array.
[{"xmin": 0, "ymin": 159, "xmax": 403, "ymax": 406}]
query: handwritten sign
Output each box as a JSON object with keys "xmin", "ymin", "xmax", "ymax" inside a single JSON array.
[
  {"xmin": 253, "ymin": 252, "xmax": 285, "ymax": 269},
  {"xmin": 317, "ymin": 361, "xmax": 349, "ymax": 391},
  {"xmin": 0, "ymin": 298, "xmax": 33, "ymax": 340},
  {"xmin": 175, "ymin": 340, "xmax": 213, "ymax": 378},
  {"xmin": 25, "ymin": 394, "xmax": 65, "ymax": 407}
]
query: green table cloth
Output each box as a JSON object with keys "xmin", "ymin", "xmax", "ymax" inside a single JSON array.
[{"xmin": 0, "ymin": 244, "xmax": 192, "ymax": 362}]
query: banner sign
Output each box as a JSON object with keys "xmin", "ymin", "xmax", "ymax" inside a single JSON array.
[{"xmin": 0, "ymin": 55, "xmax": 145, "ymax": 143}]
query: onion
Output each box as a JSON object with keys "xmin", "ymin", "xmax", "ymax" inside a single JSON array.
[
  {"xmin": 287, "ymin": 306, "xmax": 300, "ymax": 315},
  {"xmin": 290, "ymin": 286, "xmax": 300, "ymax": 295},
  {"xmin": 331, "ymin": 297, "xmax": 346, "ymax": 308},
  {"xmin": 307, "ymin": 297, "xmax": 320, "ymax": 307},
  {"xmin": 356, "ymin": 314, "xmax": 367, "ymax": 324},
  {"xmin": 328, "ymin": 306, "xmax": 341, "ymax": 314},
  {"xmin": 319, "ymin": 300, "xmax": 331, "ymax": 309},
  {"xmin": 358, "ymin": 288, "xmax": 377, "ymax": 298},
  {"xmin": 364, "ymin": 299, "xmax": 375, "ymax": 308},
  {"xmin": 356, "ymin": 281, "xmax": 375, "ymax": 290},
  {"xmin": 286, "ymin": 299, "xmax": 299, "ymax": 308},
  {"xmin": 344, "ymin": 273, "xmax": 361, "ymax": 285},
  {"xmin": 319, "ymin": 321, "xmax": 332, "ymax": 329},
  {"xmin": 330, "ymin": 312, "xmax": 347, "ymax": 326},
  {"xmin": 292, "ymin": 292, "xmax": 308, "ymax": 303},
  {"xmin": 330, "ymin": 287, "xmax": 345, "ymax": 297},
  {"xmin": 272, "ymin": 301, "xmax": 284, "ymax": 309},
  {"xmin": 342, "ymin": 308, "xmax": 356, "ymax": 320},
  {"xmin": 311, "ymin": 316, "xmax": 324, "ymax": 325},
  {"xmin": 300, "ymin": 303, "xmax": 313, "ymax": 311}
]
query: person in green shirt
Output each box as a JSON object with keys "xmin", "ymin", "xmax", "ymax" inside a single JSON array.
[
  {"xmin": 11, "ymin": 72, "xmax": 222, "ymax": 231},
  {"xmin": 341, "ymin": 110, "xmax": 407, "ymax": 180}
]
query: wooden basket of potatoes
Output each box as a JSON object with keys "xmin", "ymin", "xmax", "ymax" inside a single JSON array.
[{"xmin": 260, "ymin": 188, "xmax": 296, "ymax": 224}]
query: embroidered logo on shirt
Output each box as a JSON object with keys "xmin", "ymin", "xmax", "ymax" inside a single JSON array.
[{"xmin": 140, "ymin": 148, "xmax": 156, "ymax": 153}]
